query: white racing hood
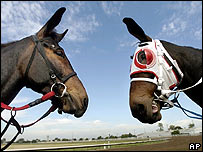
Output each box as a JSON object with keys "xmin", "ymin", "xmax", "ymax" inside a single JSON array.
[{"xmin": 130, "ymin": 39, "xmax": 184, "ymax": 93}]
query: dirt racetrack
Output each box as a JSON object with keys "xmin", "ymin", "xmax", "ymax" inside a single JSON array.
[{"xmin": 101, "ymin": 135, "xmax": 202, "ymax": 151}]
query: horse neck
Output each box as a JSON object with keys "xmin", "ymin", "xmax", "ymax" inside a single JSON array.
[
  {"xmin": 161, "ymin": 40, "xmax": 202, "ymax": 107},
  {"xmin": 1, "ymin": 37, "xmax": 32, "ymax": 105}
]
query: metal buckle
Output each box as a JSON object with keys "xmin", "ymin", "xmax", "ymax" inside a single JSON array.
[
  {"xmin": 51, "ymin": 82, "xmax": 67, "ymax": 98},
  {"xmin": 51, "ymin": 74, "xmax": 56, "ymax": 79},
  {"xmin": 154, "ymin": 92, "xmax": 174, "ymax": 110},
  {"xmin": 11, "ymin": 107, "xmax": 17, "ymax": 117}
]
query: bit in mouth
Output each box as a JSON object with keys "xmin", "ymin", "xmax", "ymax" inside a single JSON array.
[{"xmin": 152, "ymin": 100, "xmax": 158, "ymax": 113}]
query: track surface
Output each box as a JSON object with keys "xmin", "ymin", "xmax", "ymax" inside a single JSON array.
[{"xmin": 100, "ymin": 135, "xmax": 202, "ymax": 151}]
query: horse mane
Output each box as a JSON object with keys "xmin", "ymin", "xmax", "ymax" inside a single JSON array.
[
  {"xmin": 184, "ymin": 46, "xmax": 202, "ymax": 52},
  {"xmin": 1, "ymin": 41, "xmax": 18, "ymax": 48},
  {"xmin": 160, "ymin": 40, "xmax": 202, "ymax": 53}
]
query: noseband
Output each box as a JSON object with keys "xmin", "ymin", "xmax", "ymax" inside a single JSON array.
[{"xmin": 25, "ymin": 35, "xmax": 77, "ymax": 97}]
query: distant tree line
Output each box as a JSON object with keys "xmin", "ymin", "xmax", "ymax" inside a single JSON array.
[
  {"xmin": 157, "ymin": 122, "xmax": 195, "ymax": 135},
  {"xmin": 1, "ymin": 133, "xmax": 137, "ymax": 144},
  {"xmin": 96, "ymin": 133, "xmax": 136, "ymax": 140},
  {"xmin": 2, "ymin": 122, "xmax": 195, "ymax": 144}
]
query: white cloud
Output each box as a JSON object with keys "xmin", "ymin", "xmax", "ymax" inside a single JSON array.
[
  {"xmin": 1, "ymin": 96, "xmax": 34, "ymax": 120},
  {"xmin": 172, "ymin": 119, "xmax": 202, "ymax": 129},
  {"xmin": 1, "ymin": 1, "xmax": 100, "ymax": 43},
  {"xmin": 161, "ymin": 17, "xmax": 187, "ymax": 36},
  {"xmin": 66, "ymin": 48, "xmax": 81, "ymax": 58},
  {"xmin": 1, "ymin": 1, "xmax": 47, "ymax": 42},
  {"xmin": 100, "ymin": 1, "xmax": 123, "ymax": 16},
  {"xmin": 167, "ymin": 1, "xmax": 202, "ymax": 16},
  {"xmin": 11, "ymin": 97, "xmax": 31, "ymax": 104},
  {"xmin": 1, "ymin": 117, "xmax": 110, "ymax": 140},
  {"xmin": 93, "ymin": 120, "xmax": 103, "ymax": 124},
  {"xmin": 194, "ymin": 28, "xmax": 202, "ymax": 40},
  {"xmin": 1, "ymin": 109, "xmax": 28, "ymax": 121},
  {"xmin": 58, "ymin": 1, "xmax": 100, "ymax": 42},
  {"xmin": 64, "ymin": 13, "xmax": 100, "ymax": 42},
  {"xmin": 2, "ymin": 115, "xmax": 202, "ymax": 141},
  {"xmin": 119, "ymin": 40, "xmax": 138, "ymax": 48},
  {"xmin": 158, "ymin": 1, "xmax": 202, "ymax": 40}
]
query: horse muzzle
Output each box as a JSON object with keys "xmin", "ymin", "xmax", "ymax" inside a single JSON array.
[
  {"xmin": 58, "ymin": 91, "xmax": 88, "ymax": 117},
  {"xmin": 49, "ymin": 80, "xmax": 88, "ymax": 117},
  {"xmin": 130, "ymin": 97, "xmax": 162, "ymax": 124}
]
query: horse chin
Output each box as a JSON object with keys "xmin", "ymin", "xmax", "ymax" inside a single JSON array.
[
  {"xmin": 130, "ymin": 100, "xmax": 162, "ymax": 124},
  {"xmin": 146, "ymin": 100, "xmax": 162, "ymax": 124},
  {"xmin": 58, "ymin": 94, "xmax": 87, "ymax": 118},
  {"xmin": 137, "ymin": 111, "xmax": 162, "ymax": 124},
  {"xmin": 60, "ymin": 105, "xmax": 85, "ymax": 118},
  {"xmin": 42, "ymin": 86, "xmax": 88, "ymax": 118},
  {"xmin": 74, "ymin": 109, "xmax": 87, "ymax": 118}
]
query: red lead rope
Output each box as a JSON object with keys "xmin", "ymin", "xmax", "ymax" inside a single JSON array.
[
  {"xmin": 41, "ymin": 91, "xmax": 56, "ymax": 101},
  {"xmin": 1, "ymin": 103, "xmax": 29, "ymax": 111},
  {"xmin": 1, "ymin": 91, "xmax": 56, "ymax": 127},
  {"xmin": 1, "ymin": 91, "xmax": 56, "ymax": 151},
  {"xmin": 1, "ymin": 91, "xmax": 55, "ymax": 111}
]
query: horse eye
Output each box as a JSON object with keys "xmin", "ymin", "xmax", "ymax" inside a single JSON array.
[
  {"xmin": 141, "ymin": 53, "xmax": 146, "ymax": 60},
  {"xmin": 55, "ymin": 51, "xmax": 64, "ymax": 58},
  {"xmin": 43, "ymin": 43, "xmax": 49, "ymax": 47},
  {"xmin": 137, "ymin": 51, "xmax": 147, "ymax": 64}
]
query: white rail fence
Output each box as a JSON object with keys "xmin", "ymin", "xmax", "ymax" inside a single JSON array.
[{"xmin": 5, "ymin": 138, "xmax": 171, "ymax": 151}]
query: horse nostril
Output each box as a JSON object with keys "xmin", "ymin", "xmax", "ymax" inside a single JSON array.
[
  {"xmin": 137, "ymin": 104, "xmax": 145, "ymax": 115},
  {"xmin": 68, "ymin": 109, "xmax": 76, "ymax": 114},
  {"xmin": 83, "ymin": 97, "xmax": 88, "ymax": 107}
]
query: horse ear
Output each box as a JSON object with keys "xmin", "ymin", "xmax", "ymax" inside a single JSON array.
[
  {"xmin": 36, "ymin": 7, "xmax": 66, "ymax": 39},
  {"xmin": 123, "ymin": 17, "xmax": 152, "ymax": 42},
  {"xmin": 55, "ymin": 29, "xmax": 68, "ymax": 43}
]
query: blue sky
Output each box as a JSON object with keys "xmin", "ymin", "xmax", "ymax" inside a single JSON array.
[{"xmin": 1, "ymin": 1, "xmax": 202, "ymax": 141}]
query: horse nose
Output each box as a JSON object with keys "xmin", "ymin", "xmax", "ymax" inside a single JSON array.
[
  {"xmin": 137, "ymin": 104, "xmax": 145, "ymax": 115},
  {"xmin": 68, "ymin": 109, "xmax": 76, "ymax": 114},
  {"xmin": 132, "ymin": 104, "xmax": 145, "ymax": 117},
  {"xmin": 74, "ymin": 97, "xmax": 88, "ymax": 118}
]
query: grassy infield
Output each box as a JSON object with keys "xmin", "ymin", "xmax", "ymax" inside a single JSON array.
[{"xmin": 3, "ymin": 138, "xmax": 167, "ymax": 151}]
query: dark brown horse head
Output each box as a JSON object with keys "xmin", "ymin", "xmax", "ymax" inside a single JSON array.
[
  {"xmin": 123, "ymin": 17, "xmax": 162, "ymax": 124},
  {"xmin": 23, "ymin": 7, "xmax": 88, "ymax": 117}
]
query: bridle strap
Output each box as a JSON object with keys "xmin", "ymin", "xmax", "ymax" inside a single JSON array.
[
  {"xmin": 24, "ymin": 36, "xmax": 55, "ymax": 79},
  {"xmin": 131, "ymin": 77, "xmax": 158, "ymax": 85},
  {"xmin": 25, "ymin": 35, "xmax": 76, "ymax": 83},
  {"xmin": 1, "ymin": 115, "xmax": 22, "ymax": 151},
  {"xmin": 161, "ymin": 77, "xmax": 202, "ymax": 95},
  {"xmin": 61, "ymin": 71, "xmax": 77, "ymax": 82},
  {"xmin": 1, "ymin": 104, "xmax": 57, "ymax": 151},
  {"xmin": 33, "ymin": 35, "xmax": 61, "ymax": 79},
  {"xmin": 1, "ymin": 91, "xmax": 57, "ymax": 150},
  {"xmin": 24, "ymin": 43, "xmax": 38, "ymax": 78}
]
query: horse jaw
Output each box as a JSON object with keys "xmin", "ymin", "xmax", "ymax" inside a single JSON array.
[
  {"xmin": 130, "ymin": 81, "xmax": 162, "ymax": 124},
  {"xmin": 60, "ymin": 92, "xmax": 88, "ymax": 118},
  {"xmin": 59, "ymin": 76, "xmax": 88, "ymax": 117}
]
